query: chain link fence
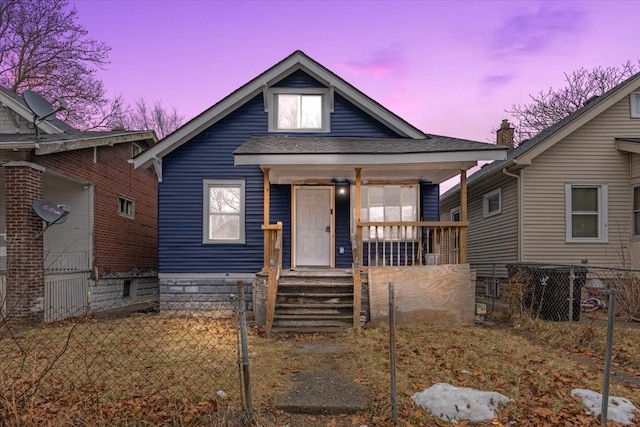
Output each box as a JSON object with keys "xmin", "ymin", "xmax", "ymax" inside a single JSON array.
[
  {"xmin": 473, "ymin": 262, "xmax": 640, "ymax": 324},
  {"xmin": 0, "ymin": 283, "xmax": 253, "ymax": 425}
]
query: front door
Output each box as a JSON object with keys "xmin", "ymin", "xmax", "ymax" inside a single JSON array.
[{"xmin": 295, "ymin": 187, "xmax": 332, "ymax": 267}]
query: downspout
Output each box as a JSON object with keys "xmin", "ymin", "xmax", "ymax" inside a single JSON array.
[{"xmin": 502, "ymin": 168, "xmax": 522, "ymax": 262}]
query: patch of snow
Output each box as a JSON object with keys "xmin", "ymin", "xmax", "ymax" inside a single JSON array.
[
  {"xmin": 571, "ymin": 389, "xmax": 638, "ymax": 426},
  {"xmin": 216, "ymin": 390, "xmax": 227, "ymax": 398},
  {"xmin": 412, "ymin": 383, "xmax": 513, "ymax": 424}
]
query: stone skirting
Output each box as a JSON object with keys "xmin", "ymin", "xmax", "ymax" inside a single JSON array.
[{"xmin": 159, "ymin": 275, "xmax": 255, "ymax": 313}]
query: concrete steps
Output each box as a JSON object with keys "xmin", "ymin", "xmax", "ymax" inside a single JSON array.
[{"xmin": 272, "ymin": 270, "xmax": 354, "ymax": 333}]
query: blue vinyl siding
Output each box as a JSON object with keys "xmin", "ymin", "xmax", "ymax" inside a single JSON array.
[
  {"xmin": 159, "ymin": 70, "xmax": 405, "ymax": 274},
  {"xmin": 270, "ymin": 184, "xmax": 291, "ymax": 269},
  {"xmin": 335, "ymin": 186, "xmax": 352, "ymax": 269},
  {"xmin": 421, "ymin": 183, "xmax": 440, "ymax": 221}
]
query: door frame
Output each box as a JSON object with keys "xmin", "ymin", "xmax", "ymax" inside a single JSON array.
[{"xmin": 292, "ymin": 185, "xmax": 335, "ymax": 268}]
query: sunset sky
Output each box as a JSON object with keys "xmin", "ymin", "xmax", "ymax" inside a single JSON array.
[{"xmin": 72, "ymin": 0, "xmax": 639, "ymax": 144}]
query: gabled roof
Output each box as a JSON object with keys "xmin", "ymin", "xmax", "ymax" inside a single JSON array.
[
  {"xmin": 0, "ymin": 87, "xmax": 157, "ymax": 154},
  {"xmin": 0, "ymin": 86, "xmax": 75, "ymax": 134},
  {"xmin": 441, "ymin": 71, "xmax": 640, "ymax": 201},
  {"xmin": 133, "ymin": 50, "xmax": 430, "ymax": 170}
]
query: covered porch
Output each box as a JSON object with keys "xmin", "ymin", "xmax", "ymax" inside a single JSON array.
[{"xmin": 234, "ymin": 135, "xmax": 506, "ymax": 334}]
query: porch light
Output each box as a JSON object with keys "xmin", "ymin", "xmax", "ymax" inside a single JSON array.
[{"xmin": 332, "ymin": 179, "xmax": 350, "ymax": 197}]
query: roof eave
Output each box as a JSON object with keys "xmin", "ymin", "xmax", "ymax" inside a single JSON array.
[{"xmin": 35, "ymin": 131, "xmax": 157, "ymax": 155}]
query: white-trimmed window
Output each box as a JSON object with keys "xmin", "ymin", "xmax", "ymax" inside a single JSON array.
[
  {"xmin": 451, "ymin": 206, "xmax": 461, "ymax": 221},
  {"xmin": 269, "ymin": 88, "xmax": 330, "ymax": 132},
  {"xmin": 633, "ymin": 185, "xmax": 640, "ymax": 236},
  {"xmin": 483, "ymin": 188, "xmax": 501, "ymax": 218},
  {"xmin": 565, "ymin": 184, "xmax": 608, "ymax": 242},
  {"xmin": 353, "ymin": 185, "xmax": 418, "ymax": 240},
  {"xmin": 631, "ymin": 93, "xmax": 640, "ymax": 118},
  {"xmin": 118, "ymin": 196, "xmax": 134, "ymax": 219},
  {"xmin": 203, "ymin": 180, "xmax": 245, "ymax": 244}
]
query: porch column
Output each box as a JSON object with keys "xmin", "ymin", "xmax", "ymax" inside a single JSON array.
[
  {"xmin": 263, "ymin": 167, "xmax": 270, "ymax": 224},
  {"xmin": 263, "ymin": 167, "xmax": 270, "ymax": 269},
  {"xmin": 460, "ymin": 169, "xmax": 467, "ymax": 264},
  {"xmin": 353, "ymin": 167, "xmax": 362, "ymax": 327},
  {"xmin": 4, "ymin": 161, "xmax": 45, "ymax": 323}
]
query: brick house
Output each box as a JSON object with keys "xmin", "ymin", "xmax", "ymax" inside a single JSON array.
[{"xmin": 0, "ymin": 87, "xmax": 158, "ymax": 323}]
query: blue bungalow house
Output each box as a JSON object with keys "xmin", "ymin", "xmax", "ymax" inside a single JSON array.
[{"xmin": 133, "ymin": 51, "xmax": 507, "ymax": 333}]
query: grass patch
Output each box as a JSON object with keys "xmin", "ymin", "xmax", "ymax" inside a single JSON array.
[{"xmin": 2, "ymin": 313, "xmax": 640, "ymax": 426}]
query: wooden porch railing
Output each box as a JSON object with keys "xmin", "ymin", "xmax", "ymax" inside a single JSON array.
[
  {"xmin": 351, "ymin": 221, "xmax": 468, "ymax": 328},
  {"xmin": 262, "ymin": 222, "xmax": 283, "ymax": 336},
  {"xmin": 354, "ymin": 221, "xmax": 468, "ymax": 267}
]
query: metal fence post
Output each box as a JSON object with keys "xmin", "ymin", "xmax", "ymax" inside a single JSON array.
[
  {"xmin": 601, "ymin": 288, "xmax": 616, "ymax": 424},
  {"xmin": 389, "ymin": 282, "xmax": 397, "ymax": 423},
  {"xmin": 236, "ymin": 281, "xmax": 254, "ymax": 424},
  {"xmin": 568, "ymin": 267, "xmax": 574, "ymax": 328}
]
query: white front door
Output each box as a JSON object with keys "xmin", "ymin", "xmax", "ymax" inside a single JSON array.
[{"xmin": 295, "ymin": 187, "xmax": 332, "ymax": 267}]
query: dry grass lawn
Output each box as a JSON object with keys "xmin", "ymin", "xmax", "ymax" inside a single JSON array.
[{"xmin": 1, "ymin": 312, "xmax": 639, "ymax": 426}]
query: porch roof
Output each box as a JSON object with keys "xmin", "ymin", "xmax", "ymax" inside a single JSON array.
[{"xmin": 234, "ymin": 135, "xmax": 507, "ymax": 184}]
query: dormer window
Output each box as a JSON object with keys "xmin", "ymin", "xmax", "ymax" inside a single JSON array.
[{"xmin": 268, "ymin": 88, "xmax": 330, "ymax": 132}]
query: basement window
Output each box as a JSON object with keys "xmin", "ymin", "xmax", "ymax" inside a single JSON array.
[{"xmin": 118, "ymin": 196, "xmax": 135, "ymax": 219}]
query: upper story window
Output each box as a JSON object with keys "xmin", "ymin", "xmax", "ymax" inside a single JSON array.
[
  {"xmin": 483, "ymin": 188, "xmax": 501, "ymax": 218},
  {"xmin": 631, "ymin": 93, "xmax": 640, "ymax": 118},
  {"xmin": 268, "ymin": 88, "xmax": 330, "ymax": 132},
  {"xmin": 565, "ymin": 184, "xmax": 608, "ymax": 242}
]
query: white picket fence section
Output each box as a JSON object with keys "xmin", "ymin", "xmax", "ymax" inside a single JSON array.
[{"xmin": 44, "ymin": 272, "xmax": 90, "ymax": 322}]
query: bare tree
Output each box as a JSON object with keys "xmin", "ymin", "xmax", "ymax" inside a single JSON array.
[
  {"xmin": 121, "ymin": 98, "xmax": 184, "ymax": 139},
  {"xmin": 506, "ymin": 62, "xmax": 638, "ymax": 144},
  {"xmin": 0, "ymin": 0, "xmax": 121, "ymax": 130}
]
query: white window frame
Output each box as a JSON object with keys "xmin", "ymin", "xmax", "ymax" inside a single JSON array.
[
  {"xmin": 632, "ymin": 184, "xmax": 640, "ymax": 237},
  {"xmin": 352, "ymin": 184, "xmax": 419, "ymax": 241},
  {"xmin": 565, "ymin": 184, "xmax": 608, "ymax": 243},
  {"xmin": 118, "ymin": 196, "xmax": 135, "ymax": 219},
  {"xmin": 482, "ymin": 188, "xmax": 502, "ymax": 218},
  {"xmin": 451, "ymin": 206, "xmax": 461, "ymax": 221},
  {"xmin": 631, "ymin": 93, "xmax": 640, "ymax": 118},
  {"xmin": 268, "ymin": 87, "xmax": 331, "ymax": 132},
  {"xmin": 203, "ymin": 179, "xmax": 246, "ymax": 244}
]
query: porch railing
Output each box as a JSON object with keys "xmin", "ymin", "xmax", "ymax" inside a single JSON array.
[
  {"xmin": 352, "ymin": 221, "xmax": 468, "ymax": 328},
  {"xmin": 262, "ymin": 222, "xmax": 283, "ymax": 336},
  {"xmin": 354, "ymin": 221, "xmax": 468, "ymax": 268}
]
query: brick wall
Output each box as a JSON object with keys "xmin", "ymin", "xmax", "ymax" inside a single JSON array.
[
  {"xmin": 4, "ymin": 161, "xmax": 45, "ymax": 323},
  {"xmin": 35, "ymin": 142, "xmax": 158, "ymax": 276}
]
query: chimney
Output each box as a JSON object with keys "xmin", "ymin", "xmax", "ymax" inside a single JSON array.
[{"xmin": 496, "ymin": 119, "xmax": 514, "ymax": 147}]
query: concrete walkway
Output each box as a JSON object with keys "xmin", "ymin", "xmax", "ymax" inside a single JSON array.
[{"xmin": 273, "ymin": 338, "xmax": 370, "ymax": 415}]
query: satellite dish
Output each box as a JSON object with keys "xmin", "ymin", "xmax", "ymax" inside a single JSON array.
[
  {"xmin": 32, "ymin": 200, "xmax": 71, "ymax": 239},
  {"xmin": 22, "ymin": 90, "xmax": 67, "ymax": 137}
]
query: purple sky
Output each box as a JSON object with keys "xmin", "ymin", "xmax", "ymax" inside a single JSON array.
[{"xmin": 73, "ymin": 0, "xmax": 639, "ymax": 144}]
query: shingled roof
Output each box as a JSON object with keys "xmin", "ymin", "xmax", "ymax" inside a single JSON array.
[{"xmin": 441, "ymin": 70, "xmax": 640, "ymax": 200}]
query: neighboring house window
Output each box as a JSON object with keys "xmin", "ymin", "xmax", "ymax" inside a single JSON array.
[
  {"xmin": 633, "ymin": 185, "xmax": 640, "ymax": 236},
  {"xmin": 118, "ymin": 196, "xmax": 134, "ymax": 219},
  {"xmin": 631, "ymin": 93, "xmax": 640, "ymax": 118},
  {"xmin": 268, "ymin": 88, "xmax": 330, "ymax": 132},
  {"xmin": 203, "ymin": 180, "xmax": 245, "ymax": 244},
  {"xmin": 451, "ymin": 207, "xmax": 461, "ymax": 221},
  {"xmin": 131, "ymin": 142, "xmax": 143, "ymax": 158},
  {"xmin": 565, "ymin": 184, "xmax": 608, "ymax": 242},
  {"xmin": 352, "ymin": 185, "xmax": 418, "ymax": 240},
  {"xmin": 483, "ymin": 188, "xmax": 501, "ymax": 218}
]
